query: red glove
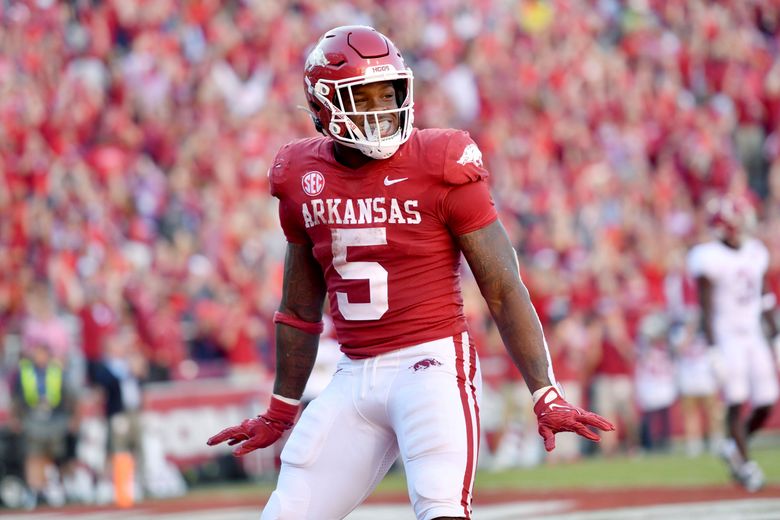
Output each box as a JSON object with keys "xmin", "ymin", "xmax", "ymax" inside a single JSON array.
[
  {"xmin": 207, "ymin": 396, "xmax": 300, "ymax": 456},
  {"xmin": 533, "ymin": 386, "xmax": 615, "ymax": 452}
]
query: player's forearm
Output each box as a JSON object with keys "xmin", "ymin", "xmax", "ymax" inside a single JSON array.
[
  {"xmin": 760, "ymin": 278, "xmax": 779, "ymax": 340},
  {"xmin": 696, "ymin": 276, "xmax": 716, "ymax": 345},
  {"xmin": 762, "ymin": 309, "xmax": 779, "ymax": 340},
  {"xmin": 457, "ymin": 221, "xmax": 553, "ymax": 393},
  {"xmin": 700, "ymin": 290, "xmax": 716, "ymax": 344},
  {"xmin": 272, "ymin": 242, "xmax": 327, "ymax": 399},
  {"xmin": 701, "ymin": 312, "xmax": 716, "ymax": 346},
  {"xmin": 488, "ymin": 285, "xmax": 553, "ymax": 393},
  {"xmin": 272, "ymin": 323, "xmax": 319, "ymax": 400}
]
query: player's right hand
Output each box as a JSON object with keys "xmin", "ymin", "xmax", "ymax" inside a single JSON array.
[{"xmin": 207, "ymin": 396, "xmax": 300, "ymax": 456}]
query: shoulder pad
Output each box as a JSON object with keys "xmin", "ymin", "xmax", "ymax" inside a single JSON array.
[
  {"xmin": 268, "ymin": 143, "xmax": 293, "ymax": 198},
  {"xmin": 442, "ymin": 130, "xmax": 489, "ymax": 186}
]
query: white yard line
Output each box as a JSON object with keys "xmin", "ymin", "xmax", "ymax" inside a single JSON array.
[
  {"xmin": 3, "ymin": 498, "xmax": 780, "ymax": 520},
  {"xmin": 536, "ymin": 498, "xmax": 780, "ymax": 520}
]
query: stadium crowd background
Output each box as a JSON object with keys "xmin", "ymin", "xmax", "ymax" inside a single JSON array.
[{"xmin": 2, "ymin": 0, "xmax": 780, "ymax": 496}]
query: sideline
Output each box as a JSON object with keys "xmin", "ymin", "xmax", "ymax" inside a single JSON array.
[{"xmin": 2, "ymin": 494, "xmax": 780, "ymax": 519}]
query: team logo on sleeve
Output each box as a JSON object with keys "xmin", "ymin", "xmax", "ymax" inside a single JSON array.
[
  {"xmin": 302, "ymin": 171, "xmax": 325, "ymax": 196},
  {"xmin": 457, "ymin": 143, "xmax": 483, "ymax": 168}
]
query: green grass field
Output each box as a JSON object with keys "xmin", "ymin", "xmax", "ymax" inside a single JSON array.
[
  {"xmin": 188, "ymin": 445, "xmax": 780, "ymax": 501},
  {"xmin": 375, "ymin": 446, "xmax": 780, "ymax": 493}
]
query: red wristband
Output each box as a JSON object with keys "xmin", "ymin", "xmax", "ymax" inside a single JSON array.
[
  {"xmin": 273, "ymin": 311, "xmax": 324, "ymax": 335},
  {"xmin": 267, "ymin": 395, "xmax": 301, "ymax": 425}
]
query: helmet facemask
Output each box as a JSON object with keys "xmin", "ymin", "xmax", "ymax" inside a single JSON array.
[{"xmin": 309, "ymin": 70, "xmax": 414, "ymax": 160}]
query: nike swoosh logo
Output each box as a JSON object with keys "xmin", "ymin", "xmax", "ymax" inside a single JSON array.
[
  {"xmin": 548, "ymin": 403, "xmax": 579, "ymax": 413},
  {"xmin": 383, "ymin": 176, "xmax": 408, "ymax": 186}
]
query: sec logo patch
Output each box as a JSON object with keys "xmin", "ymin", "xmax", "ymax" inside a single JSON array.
[{"xmin": 302, "ymin": 171, "xmax": 325, "ymax": 196}]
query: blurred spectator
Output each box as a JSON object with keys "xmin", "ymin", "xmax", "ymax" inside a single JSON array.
[
  {"xmin": 21, "ymin": 281, "xmax": 71, "ymax": 363},
  {"xmin": 634, "ymin": 312, "xmax": 677, "ymax": 453},
  {"xmin": 9, "ymin": 341, "xmax": 78, "ymax": 508},
  {"xmin": 589, "ymin": 303, "xmax": 640, "ymax": 456},
  {"xmin": 671, "ymin": 311, "xmax": 724, "ymax": 457},
  {"xmin": 124, "ymin": 275, "xmax": 186, "ymax": 382},
  {"xmin": 69, "ymin": 281, "xmax": 119, "ymax": 385},
  {"xmin": 545, "ymin": 310, "xmax": 599, "ymax": 462},
  {"xmin": 90, "ymin": 325, "xmax": 147, "ymax": 503}
]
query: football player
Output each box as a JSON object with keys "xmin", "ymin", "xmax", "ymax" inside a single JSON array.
[
  {"xmin": 208, "ymin": 26, "xmax": 614, "ymax": 520},
  {"xmin": 687, "ymin": 195, "xmax": 780, "ymax": 492}
]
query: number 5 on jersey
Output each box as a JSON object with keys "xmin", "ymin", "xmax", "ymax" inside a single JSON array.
[{"xmin": 331, "ymin": 228, "xmax": 389, "ymax": 321}]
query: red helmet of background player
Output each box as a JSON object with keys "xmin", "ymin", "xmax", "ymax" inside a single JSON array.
[
  {"xmin": 706, "ymin": 195, "xmax": 755, "ymax": 243},
  {"xmin": 303, "ymin": 25, "xmax": 414, "ymax": 160}
]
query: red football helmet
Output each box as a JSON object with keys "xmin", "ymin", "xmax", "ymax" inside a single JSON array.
[
  {"xmin": 303, "ymin": 25, "xmax": 414, "ymax": 159},
  {"xmin": 706, "ymin": 195, "xmax": 755, "ymax": 242}
]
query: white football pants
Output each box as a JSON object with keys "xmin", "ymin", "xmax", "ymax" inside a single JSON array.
[
  {"xmin": 718, "ymin": 334, "xmax": 779, "ymax": 407},
  {"xmin": 260, "ymin": 332, "xmax": 481, "ymax": 520}
]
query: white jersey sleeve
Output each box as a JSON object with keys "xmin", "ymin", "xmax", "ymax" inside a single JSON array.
[
  {"xmin": 687, "ymin": 243, "xmax": 715, "ymax": 279},
  {"xmin": 752, "ymin": 239, "xmax": 770, "ymax": 273}
]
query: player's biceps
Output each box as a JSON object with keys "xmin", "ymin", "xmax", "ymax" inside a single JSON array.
[
  {"xmin": 281, "ymin": 243, "xmax": 326, "ymax": 321},
  {"xmin": 458, "ymin": 223, "xmax": 519, "ymax": 286}
]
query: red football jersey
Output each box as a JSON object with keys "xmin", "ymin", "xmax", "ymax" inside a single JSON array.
[{"xmin": 269, "ymin": 128, "xmax": 498, "ymax": 358}]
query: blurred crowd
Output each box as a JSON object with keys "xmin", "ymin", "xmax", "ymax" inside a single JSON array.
[{"xmin": 2, "ymin": 0, "xmax": 780, "ymax": 503}]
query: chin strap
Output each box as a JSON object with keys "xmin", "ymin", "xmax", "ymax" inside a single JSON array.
[{"xmin": 297, "ymin": 105, "xmax": 324, "ymax": 134}]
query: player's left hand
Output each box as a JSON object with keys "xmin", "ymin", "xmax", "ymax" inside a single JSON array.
[{"xmin": 533, "ymin": 386, "xmax": 615, "ymax": 452}]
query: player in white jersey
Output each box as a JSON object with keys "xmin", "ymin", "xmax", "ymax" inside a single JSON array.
[{"xmin": 687, "ymin": 196, "xmax": 780, "ymax": 492}]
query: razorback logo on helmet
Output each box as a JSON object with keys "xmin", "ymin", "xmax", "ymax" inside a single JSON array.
[
  {"xmin": 305, "ymin": 47, "xmax": 329, "ymax": 71},
  {"xmin": 457, "ymin": 143, "xmax": 483, "ymax": 168},
  {"xmin": 301, "ymin": 171, "xmax": 325, "ymax": 196}
]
